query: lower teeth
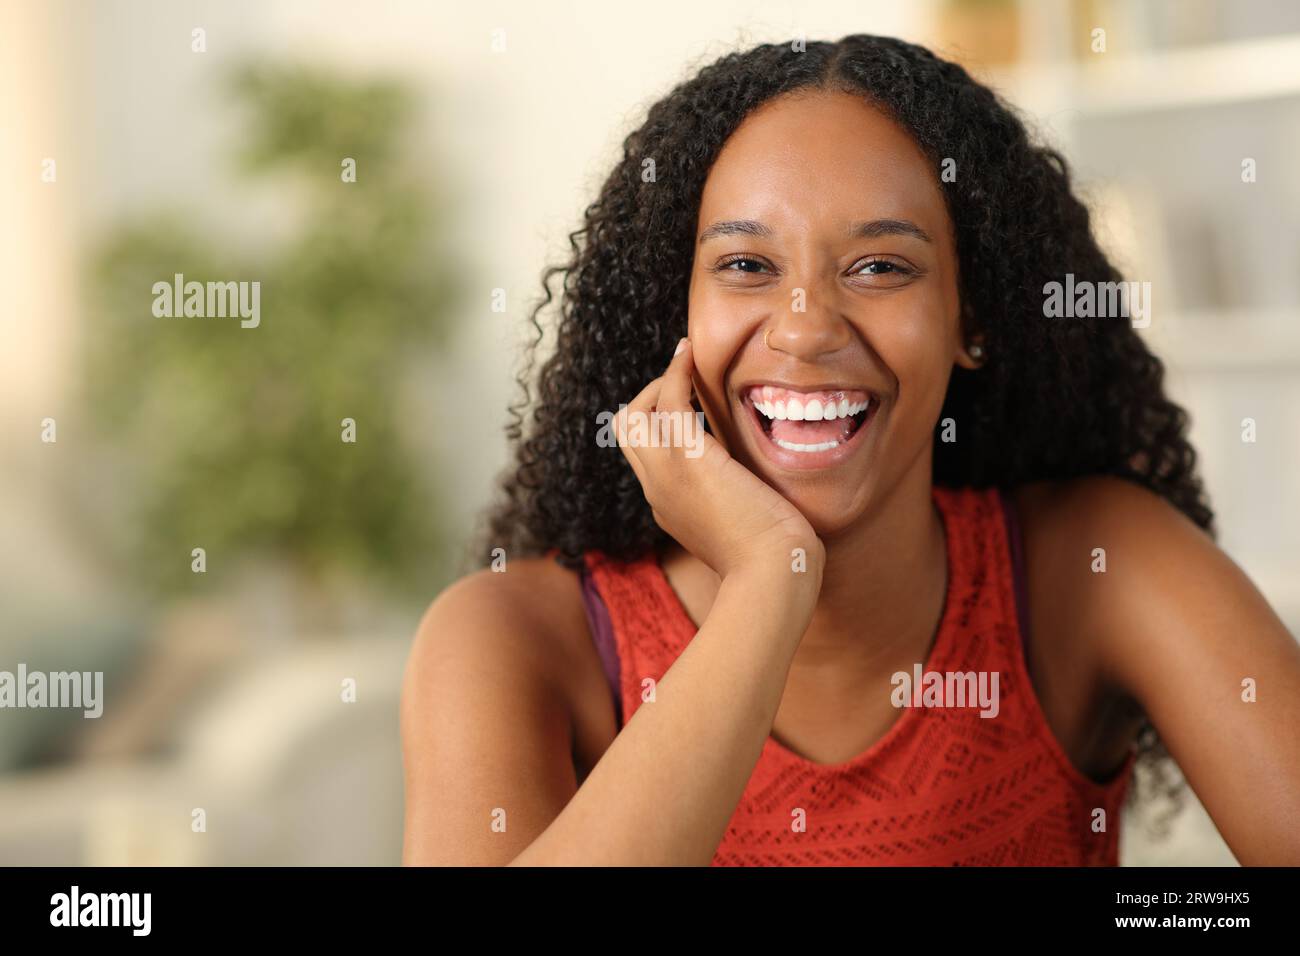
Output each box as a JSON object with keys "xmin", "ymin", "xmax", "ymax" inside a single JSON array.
[{"xmin": 774, "ymin": 438, "xmax": 839, "ymax": 453}]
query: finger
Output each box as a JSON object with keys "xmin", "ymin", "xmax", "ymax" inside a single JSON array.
[
  {"xmin": 649, "ymin": 339, "xmax": 706, "ymax": 456},
  {"xmin": 616, "ymin": 376, "xmax": 660, "ymax": 457},
  {"xmin": 626, "ymin": 374, "xmax": 663, "ymax": 417},
  {"xmin": 664, "ymin": 342, "xmax": 716, "ymax": 459},
  {"xmin": 657, "ymin": 338, "xmax": 694, "ymax": 412},
  {"xmin": 613, "ymin": 404, "xmax": 650, "ymax": 486},
  {"xmin": 621, "ymin": 373, "xmax": 675, "ymax": 459}
]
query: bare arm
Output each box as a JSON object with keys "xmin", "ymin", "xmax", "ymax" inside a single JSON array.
[
  {"xmin": 401, "ymin": 553, "xmax": 819, "ymax": 866},
  {"xmin": 509, "ymin": 558, "xmax": 819, "ymax": 865},
  {"xmin": 1072, "ymin": 477, "xmax": 1300, "ymax": 864},
  {"xmin": 400, "ymin": 564, "xmax": 584, "ymax": 866},
  {"xmin": 402, "ymin": 338, "xmax": 825, "ymax": 865}
]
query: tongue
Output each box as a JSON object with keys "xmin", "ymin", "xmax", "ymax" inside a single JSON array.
[{"xmin": 771, "ymin": 417, "xmax": 851, "ymax": 444}]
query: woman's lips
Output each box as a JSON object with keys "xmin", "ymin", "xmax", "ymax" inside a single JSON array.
[{"xmin": 740, "ymin": 384, "xmax": 878, "ymax": 470}]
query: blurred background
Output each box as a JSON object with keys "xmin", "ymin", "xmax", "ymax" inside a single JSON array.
[{"xmin": 2, "ymin": 0, "xmax": 1297, "ymax": 866}]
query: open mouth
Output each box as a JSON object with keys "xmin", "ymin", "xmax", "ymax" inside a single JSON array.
[{"xmin": 743, "ymin": 385, "xmax": 875, "ymax": 454}]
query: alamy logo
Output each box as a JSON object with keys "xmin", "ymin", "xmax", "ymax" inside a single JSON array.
[
  {"xmin": 891, "ymin": 665, "xmax": 1000, "ymax": 718},
  {"xmin": 595, "ymin": 405, "xmax": 707, "ymax": 458},
  {"xmin": 1042, "ymin": 273, "xmax": 1150, "ymax": 328},
  {"xmin": 0, "ymin": 664, "xmax": 103, "ymax": 718},
  {"xmin": 152, "ymin": 273, "xmax": 261, "ymax": 328},
  {"xmin": 50, "ymin": 886, "xmax": 151, "ymax": 936}
]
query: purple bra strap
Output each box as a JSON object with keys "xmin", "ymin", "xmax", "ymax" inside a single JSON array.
[
  {"xmin": 997, "ymin": 486, "xmax": 1034, "ymax": 673},
  {"xmin": 577, "ymin": 565, "xmax": 624, "ymax": 727}
]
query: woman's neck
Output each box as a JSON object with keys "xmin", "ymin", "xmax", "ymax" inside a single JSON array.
[{"xmin": 799, "ymin": 475, "xmax": 948, "ymax": 672}]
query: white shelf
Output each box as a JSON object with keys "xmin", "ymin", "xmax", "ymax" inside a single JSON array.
[
  {"xmin": 985, "ymin": 32, "xmax": 1300, "ymax": 117},
  {"xmin": 1141, "ymin": 311, "xmax": 1300, "ymax": 372}
]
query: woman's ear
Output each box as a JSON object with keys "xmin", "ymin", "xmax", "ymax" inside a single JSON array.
[
  {"xmin": 954, "ymin": 301, "xmax": 987, "ymax": 370},
  {"xmin": 955, "ymin": 334, "xmax": 987, "ymax": 370}
]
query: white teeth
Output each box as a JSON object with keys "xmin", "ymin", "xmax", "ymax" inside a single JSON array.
[
  {"xmin": 751, "ymin": 392, "xmax": 871, "ymax": 420},
  {"xmin": 774, "ymin": 438, "xmax": 839, "ymax": 453}
]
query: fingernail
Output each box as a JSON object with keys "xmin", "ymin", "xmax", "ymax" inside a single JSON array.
[{"xmin": 674, "ymin": 338, "xmax": 688, "ymax": 357}]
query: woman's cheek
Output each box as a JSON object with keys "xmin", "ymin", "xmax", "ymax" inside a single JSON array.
[
  {"xmin": 687, "ymin": 300, "xmax": 757, "ymax": 441},
  {"xmin": 871, "ymin": 307, "xmax": 955, "ymax": 449}
]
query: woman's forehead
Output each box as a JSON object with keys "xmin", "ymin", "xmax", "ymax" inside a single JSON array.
[{"xmin": 697, "ymin": 90, "xmax": 949, "ymax": 242}]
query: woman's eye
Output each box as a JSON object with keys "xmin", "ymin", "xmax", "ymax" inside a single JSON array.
[
  {"xmin": 710, "ymin": 256, "xmax": 915, "ymax": 282},
  {"xmin": 717, "ymin": 257, "xmax": 769, "ymax": 274},
  {"xmin": 855, "ymin": 259, "xmax": 910, "ymax": 276}
]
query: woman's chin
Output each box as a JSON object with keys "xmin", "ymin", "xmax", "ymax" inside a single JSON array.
[{"xmin": 775, "ymin": 488, "xmax": 872, "ymax": 540}]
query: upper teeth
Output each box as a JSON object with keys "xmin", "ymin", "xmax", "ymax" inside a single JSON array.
[{"xmin": 753, "ymin": 396, "xmax": 869, "ymax": 421}]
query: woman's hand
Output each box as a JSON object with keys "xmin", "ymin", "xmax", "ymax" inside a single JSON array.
[{"xmin": 615, "ymin": 338, "xmax": 824, "ymax": 582}]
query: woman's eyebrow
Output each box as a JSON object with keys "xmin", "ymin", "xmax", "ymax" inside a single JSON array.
[
  {"xmin": 697, "ymin": 219, "xmax": 773, "ymax": 243},
  {"xmin": 851, "ymin": 218, "xmax": 932, "ymax": 243},
  {"xmin": 697, "ymin": 217, "xmax": 932, "ymax": 244}
]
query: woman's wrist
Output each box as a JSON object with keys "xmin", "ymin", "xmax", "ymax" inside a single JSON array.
[
  {"xmin": 720, "ymin": 542, "xmax": 824, "ymax": 625},
  {"xmin": 723, "ymin": 534, "xmax": 824, "ymax": 583}
]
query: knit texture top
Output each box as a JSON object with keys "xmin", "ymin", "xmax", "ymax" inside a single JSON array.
[{"xmin": 577, "ymin": 485, "xmax": 1135, "ymax": 865}]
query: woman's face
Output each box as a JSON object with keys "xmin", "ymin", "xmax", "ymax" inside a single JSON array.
[{"xmin": 687, "ymin": 89, "xmax": 972, "ymax": 536}]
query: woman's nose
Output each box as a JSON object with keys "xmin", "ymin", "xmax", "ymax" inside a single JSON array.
[{"xmin": 762, "ymin": 278, "xmax": 855, "ymax": 359}]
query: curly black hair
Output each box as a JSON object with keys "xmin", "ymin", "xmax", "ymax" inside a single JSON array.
[{"xmin": 481, "ymin": 34, "xmax": 1213, "ymax": 827}]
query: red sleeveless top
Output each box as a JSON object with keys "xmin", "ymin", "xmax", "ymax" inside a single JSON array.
[{"xmin": 578, "ymin": 485, "xmax": 1136, "ymax": 866}]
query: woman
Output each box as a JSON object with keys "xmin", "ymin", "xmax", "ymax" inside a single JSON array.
[{"xmin": 401, "ymin": 35, "xmax": 1300, "ymax": 865}]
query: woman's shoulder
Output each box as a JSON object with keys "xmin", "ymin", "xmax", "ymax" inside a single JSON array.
[
  {"xmin": 1001, "ymin": 477, "xmax": 1188, "ymax": 776},
  {"xmin": 408, "ymin": 556, "xmax": 594, "ymax": 674},
  {"xmin": 1008, "ymin": 474, "xmax": 1213, "ymax": 618},
  {"xmin": 402, "ymin": 553, "xmax": 622, "ymax": 782},
  {"xmin": 400, "ymin": 555, "xmax": 621, "ymax": 862},
  {"xmin": 1009, "ymin": 474, "xmax": 1200, "ymax": 535},
  {"xmin": 403, "ymin": 553, "xmax": 620, "ymax": 743},
  {"xmin": 1009, "ymin": 474, "xmax": 1219, "ymax": 608}
]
